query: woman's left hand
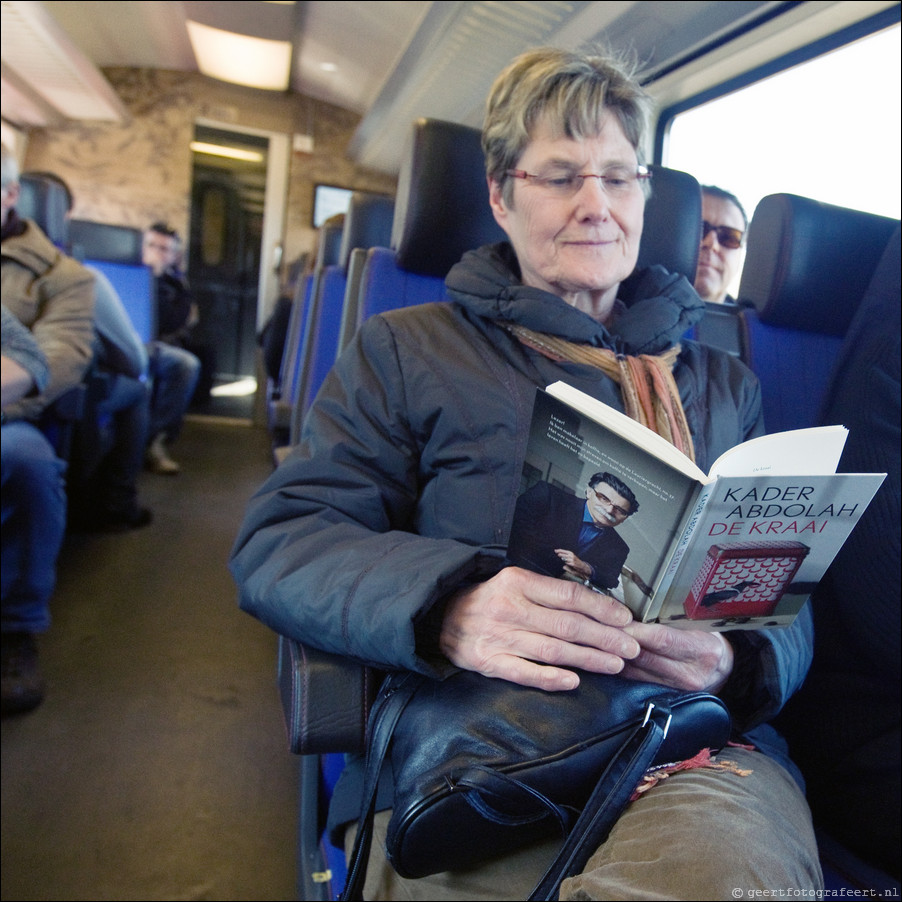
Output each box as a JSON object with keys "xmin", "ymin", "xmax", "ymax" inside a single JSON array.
[{"xmin": 621, "ymin": 620, "xmax": 734, "ymax": 693}]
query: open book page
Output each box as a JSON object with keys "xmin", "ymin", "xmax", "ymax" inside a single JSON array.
[
  {"xmin": 547, "ymin": 381, "xmax": 851, "ymax": 482},
  {"xmin": 707, "ymin": 425, "xmax": 849, "ymax": 478},
  {"xmin": 545, "ymin": 382, "xmax": 707, "ymax": 482}
]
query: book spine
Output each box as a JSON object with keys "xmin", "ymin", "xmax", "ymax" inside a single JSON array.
[{"xmin": 643, "ymin": 482, "xmax": 715, "ymax": 620}]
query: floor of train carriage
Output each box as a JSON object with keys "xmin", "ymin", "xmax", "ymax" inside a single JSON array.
[{"xmin": 1, "ymin": 414, "xmax": 299, "ymax": 902}]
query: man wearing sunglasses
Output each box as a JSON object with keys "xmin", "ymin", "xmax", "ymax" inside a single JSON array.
[
  {"xmin": 694, "ymin": 185, "xmax": 748, "ymax": 304},
  {"xmin": 507, "ymin": 471, "xmax": 640, "ymax": 592}
]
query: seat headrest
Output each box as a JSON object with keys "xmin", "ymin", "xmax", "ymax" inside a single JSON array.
[
  {"xmin": 68, "ymin": 219, "xmax": 144, "ymax": 265},
  {"xmin": 738, "ymin": 193, "xmax": 899, "ymax": 336},
  {"xmin": 338, "ymin": 192, "xmax": 395, "ymax": 270},
  {"xmin": 391, "ymin": 118, "xmax": 506, "ymax": 278},
  {"xmin": 391, "ymin": 120, "xmax": 703, "ymax": 285},
  {"xmin": 17, "ymin": 174, "xmax": 70, "ymax": 249},
  {"xmin": 636, "ymin": 165, "xmax": 701, "ymax": 284},
  {"xmin": 316, "ymin": 219, "xmax": 345, "ymax": 270}
]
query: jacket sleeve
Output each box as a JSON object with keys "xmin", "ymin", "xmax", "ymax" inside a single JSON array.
[
  {"xmin": 90, "ymin": 266, "xmax": 148, "ymax": 378},
  {"xmin": 5, "ymin": 254, "xmax": 96, "ymax": 421},
  {"xmin": 2, "ymin": 303, "xmax": 50, "ymax": 395},
  {"xmin": 229, "ymin": 315, "xmax": 502, "ymax": 676},
  {"xmin": 720, "ymin": 602, "xmax": 814, "ymax": 732}
]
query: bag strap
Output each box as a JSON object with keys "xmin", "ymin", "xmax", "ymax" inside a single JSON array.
[
  {"xmin": 527, "ymin": 700, "xmax": 673, "ymax": 900},
  {"xmin": 340, "ymin": 672, "xmax": 419, "ymax": 901}
]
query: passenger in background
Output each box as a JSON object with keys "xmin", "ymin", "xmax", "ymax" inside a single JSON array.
[
  {"xmin": 70, "ymin": 265, "xmax": 153, "ymax": 529},
  {"xmin": 141, "ymin": 222, "xmax": 201, "ymax": 475},
  {"xmin": 22, "ymin": 169, "xmax": 153, "ymax": 529},
  {"xmin": 1, "ymin": 306, "xmax": 63, "ymax": 715},
  {"xmin": 1, "ymin": 142, "xmax": 95, "ymax": 714},
  {"xmin": 259, "ymin": 255, "xmax": 306, "ymax": 385},
  {"xmin": 230, "ymin": 48, "xmax": 821, "ymax": 899},
  {"xmin": 693, "ymin": 185, "xmax": 748, "ymax": 304}
]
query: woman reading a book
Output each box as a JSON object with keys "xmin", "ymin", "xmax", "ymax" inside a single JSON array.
[{"xmin": 231, "ymin": 46, "xmax": 821, "ymax": 899}]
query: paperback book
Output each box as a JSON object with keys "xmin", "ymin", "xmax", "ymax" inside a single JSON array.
[{"xmin": 506, "ymin": 382, "xmax": 885, "ymax": 631}]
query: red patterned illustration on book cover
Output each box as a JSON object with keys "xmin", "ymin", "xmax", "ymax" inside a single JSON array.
[{"xmin": 683, "ymin": 541, "xmax": 811, "ymax": 620}]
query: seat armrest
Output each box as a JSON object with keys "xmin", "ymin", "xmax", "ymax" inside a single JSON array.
[{"xmin": 277, "ymin": 636, "xmax": 380, "ymax": 755}]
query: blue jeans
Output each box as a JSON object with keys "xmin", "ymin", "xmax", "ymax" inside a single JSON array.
[
  {"xmin": 76, "ymin": 373, "xmax": 150, "ymax": 513},
  {"xmin": 147, "ymin": 341, "xmax": 201, "ymax": 441},
  {"xmin": 1, "ymin": 421, "xmax": 67, "ymax": 633}
]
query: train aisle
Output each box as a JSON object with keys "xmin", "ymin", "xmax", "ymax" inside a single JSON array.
[{"xmin": 1, "ymin": 417, "xmax": 298, "ymax": 901}]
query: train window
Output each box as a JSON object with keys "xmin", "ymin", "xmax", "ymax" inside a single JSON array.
[
  {"xmin": 662, "ymin": 23, "xmax": 901, "ymax": 226},
  {"xmin": 313, "ymin": 183, "xmax": 353, "ymax": 227}
]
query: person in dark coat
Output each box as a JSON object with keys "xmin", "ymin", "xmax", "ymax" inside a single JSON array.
[{"xmin": 230, "ymin": 47, "xmax": 821, "ymax": 899}]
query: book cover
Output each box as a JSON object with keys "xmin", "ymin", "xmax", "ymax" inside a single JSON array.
[
  {"xmin": 506, "ymin": 384, "xmax": 885, "ymax": 632},
  {"xmin": 507, "ymin": 387, "xmax": 702, "ymax": 619},
  {"xmin": 654, "ymin": 472, "xmax": 886, "ymax": 630}
]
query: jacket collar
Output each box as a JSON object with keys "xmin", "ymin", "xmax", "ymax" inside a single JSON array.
[{"xmin": 445, "ymin": 242, "xmax": 705, "ymax": 355}]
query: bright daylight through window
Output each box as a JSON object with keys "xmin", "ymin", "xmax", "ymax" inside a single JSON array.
[{"xmin": 664, "ymin": 24, "xmax": 901, "ymax": 225}]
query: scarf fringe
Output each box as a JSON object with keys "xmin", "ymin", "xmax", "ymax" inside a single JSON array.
[{"xmin": 630, "ymin": 748, "xmax": 753, "ymax": 801}]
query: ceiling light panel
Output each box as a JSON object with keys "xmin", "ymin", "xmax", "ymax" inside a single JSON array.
[{"xmin": 0, "ymin": 0, "xmax": 126, "ymax": 121}]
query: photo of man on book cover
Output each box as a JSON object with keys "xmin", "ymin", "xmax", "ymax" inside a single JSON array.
[
  {"xmin": 506, "ymin": 389, "xmax": 699, "ymax": 611},
  {"xmin": 507, "ymin": 471, "xmax": 639, "ymax": 591}
]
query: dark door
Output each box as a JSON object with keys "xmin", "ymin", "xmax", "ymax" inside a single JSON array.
[{"xmin": 187, "ymin": 125, "xmax": 267, "ymax": 414}]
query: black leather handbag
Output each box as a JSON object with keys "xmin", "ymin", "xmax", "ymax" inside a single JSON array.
[{"xmin": 341, "ymin": 667, "xmax": 732, "ymax": 901}]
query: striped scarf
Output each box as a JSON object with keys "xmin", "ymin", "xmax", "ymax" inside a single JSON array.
[{"xmin": 503, "ymin": 323, "xmax": 696, "ymax": 463}]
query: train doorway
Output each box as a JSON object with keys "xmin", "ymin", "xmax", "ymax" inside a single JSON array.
[{"xmin": 187, "ymin": 122, "xmax": 287, "ymax": 418}]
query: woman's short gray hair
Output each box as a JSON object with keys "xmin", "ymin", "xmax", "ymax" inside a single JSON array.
[{"xmin": 482, "ymin": 47, "xmax": 653, "ymax": 204}]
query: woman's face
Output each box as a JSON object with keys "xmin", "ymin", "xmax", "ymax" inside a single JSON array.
[{"xmin": 488, "ymin": 113, "xmax": 645, "ymax": 321}]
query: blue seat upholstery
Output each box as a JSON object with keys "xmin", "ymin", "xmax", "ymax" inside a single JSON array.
[
  {"xmin": 267, "ymin": 274, "xmax": 314, "ymax": 437},
  {"xmin": 295, "ymin": 192, "xmax": 395, "ymax": 427},
  {"xmin": 736, "ymin": 195, "xmax": 900, "ymax": 891},
  {"xmin": 336, "ymin": 194, "xmax": 395, "ymax": 353},
  {"xmin": 68, "ymin": 219, "xmax": 156, "ymax": 343},
  {"xmin": 268, "ymin": 194, "xmax": 397, "ymax": 458},
  {"xmin": 353, "ymin": 118, "xmax": 506, "ymax": 325},
  {"xmin": 737, "ymin": 193, "xmax": 898, "ymax": 434},
  {"xmin": 267, "ymin": 219, "xmax": 345, "ymax": 447}
]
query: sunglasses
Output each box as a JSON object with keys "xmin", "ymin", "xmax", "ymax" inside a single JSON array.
[{"xmin": 702, "ymin": 220, "xmax": 744, "ymax": 250}]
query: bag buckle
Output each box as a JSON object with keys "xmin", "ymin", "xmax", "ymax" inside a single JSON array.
[{"xmin": 641, "ymin": 702, "xmax": 673, "ymax": 739}]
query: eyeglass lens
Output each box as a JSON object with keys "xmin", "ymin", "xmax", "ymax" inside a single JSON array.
[
  {"xmin": 702, "ymin": 221, "xmax": 744, "ymax": 249},
  {"xmin": 592, "ymin": 490, "xmax": 630, "ymax": 518}
]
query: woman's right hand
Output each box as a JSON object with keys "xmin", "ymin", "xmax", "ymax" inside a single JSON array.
[{"xmin": 438, "ymin": 566, "xmax": 639, "ymax": 691}]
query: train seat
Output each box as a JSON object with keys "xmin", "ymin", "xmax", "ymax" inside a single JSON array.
[
  {"xmin": 270, "ymin": 193, "xmax": 395, "ymax": 462},
  {"xmin": 737, "ymin": 195, "xmax": 900, "ymax": 892},
  {"xmin": 294, "ymin": 192, "xmax": 395, "ymax": 429},
  {"xmin": 335, "ymin": 193, "xmax": 395, "ymax": 353},
  {"xmin": 267, "ymin": 218, "xmax": 344, "ymax": 448},
  {"xmin": 16, "ymin": 172, "xmax": 70, "ymax": 248},
  {"xmin": 737, "ymin": 193, "xmax": 898, "ymax": 434},
  {"xmin": 636, "ymin": 163, "xmax": 700, "ymax": 282},
  {"xmin": 68, "ymin": 219, "xmax": 156, "ymax": 343},
  {"xmin": 352, "ymin": 118, "xmax": 506, "ymax": 327},
  {"xmin": 267, "ymin": 274, "xmax": 314, "ymax": 438}
]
